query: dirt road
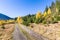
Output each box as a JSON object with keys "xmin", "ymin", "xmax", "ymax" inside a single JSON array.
[
  {"xmin": 13, "ymin": 24, "xmax": 48, "ymax": 40},
  {"xmin": 13, "ymin": 24, "xmax": 27, "ymax": 40}
]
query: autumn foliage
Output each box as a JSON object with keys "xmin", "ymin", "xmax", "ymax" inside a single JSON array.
[
  {"xmin": 36, "ymin": 11, "xmax": 41, "ymax": 19},
  {"xmin": 22, "ymin": 2, "xmax": 60, "ymax": 26},
  {"xmin": 0, "ymin": 1, "xmax": 60, "ymax": 26},
  {"xmin": 17, "ymin": 16, "xmax": 23, "ymax": 24}
]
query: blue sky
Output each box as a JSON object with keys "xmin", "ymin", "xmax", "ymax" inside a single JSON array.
[{"xmin": 0, "ymin": 0, "xmax": 56, "ymax": 18}]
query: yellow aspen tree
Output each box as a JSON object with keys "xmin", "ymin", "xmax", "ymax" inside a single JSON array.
[
  {"xmin": 47, "ymin": 8, "xmax": 51, "ymax": 14},
  {"xmin": 17, "ymin": 16, "xmax": 23, "ymax": 24},
  {"xmin": 36, "ymin": 11, "xmax": 41, "ymax": 19},
  {"xmin": 43, "ymin": 11, "xmax": 47, "ymax": 17},
  {"xmin": 0, "ymin": 21, "xmax": 2, "ymax": 25},
  {"xmin": 0, "ymin": 20, "xmax": 3, "ymax": 25},
  {"xmin": 56, "ymin": 8, "xmax": 58, "ymax": 12}
]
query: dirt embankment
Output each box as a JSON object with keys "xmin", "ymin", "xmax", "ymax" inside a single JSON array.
[
  {"xmin": 0, "ymin": 23, "xmax": 15, "ymax": 40},
  {"xmin": 29, "ymin": 22, "xmax": 60, "ymax": 40}
]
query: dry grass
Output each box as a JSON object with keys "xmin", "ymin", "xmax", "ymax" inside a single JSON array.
[
  {"xmin": 0, "ymin": 23, "xmax": 15, "ymax": 40},
  {"xmin": 29, "ymin": 22, "xmax": 60, "ymax": 40}
]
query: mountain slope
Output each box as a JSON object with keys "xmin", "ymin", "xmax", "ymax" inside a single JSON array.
[{"xmin": 0, "ymin": 13, "xmax": 12, "ymax": 20}]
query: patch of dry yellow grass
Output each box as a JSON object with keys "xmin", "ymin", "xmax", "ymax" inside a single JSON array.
[
  {"xmin": 29, "ymin": 22, "xmax": 60, "ymax": 40},
  {"xmin": 0, "ymin": 23, "xmax": 15, "ymax": 40}
]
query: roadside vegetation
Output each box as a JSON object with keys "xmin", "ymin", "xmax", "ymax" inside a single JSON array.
[
  {"xmin": 0, "ymin": 0, "xmax": 60, "ymax": 40},
  {"xmin": 17, "ymin": 0, "xmax": 60, "ymax": 26},
  {"xmin": 0, "ymin": 0, "xmax": 60, "ymax": 27}
]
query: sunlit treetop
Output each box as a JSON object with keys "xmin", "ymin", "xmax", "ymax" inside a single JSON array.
[
  {"xmin": 17, "ymin": 16, "xmax": 21, "ymax": 21},
  {"xmin": 17, "ymin": 16, "xmax": 23, "ymax": 23},
  {"xmin": 36, "ymin": 11, "xmax": 41, "ymax": 19},
  {"xmin": 43, "ymin": 11, "xmax": 47, "ymax": 17},
  {"xmin": 47, "ymin": 8, "xmax": 51, "ymax": 14},
  {"xmin": 56, "ymin": 8, "xmax": 58, "ymax": 12}
]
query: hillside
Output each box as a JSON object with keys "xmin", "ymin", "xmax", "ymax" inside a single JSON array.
[{"xmin": 0, "ymin": 13, "xmax": 12, "ymax": 20}]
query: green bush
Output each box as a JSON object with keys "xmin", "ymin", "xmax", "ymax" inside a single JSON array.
[{"xmin": 1, "ymin": 25, "xmax": 5, "ymax": 29}]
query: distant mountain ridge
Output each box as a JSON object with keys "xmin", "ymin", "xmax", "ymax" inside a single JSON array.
[{"xmin": 0, "ymin": 13, "xmax": 12, "ymax": 20}]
